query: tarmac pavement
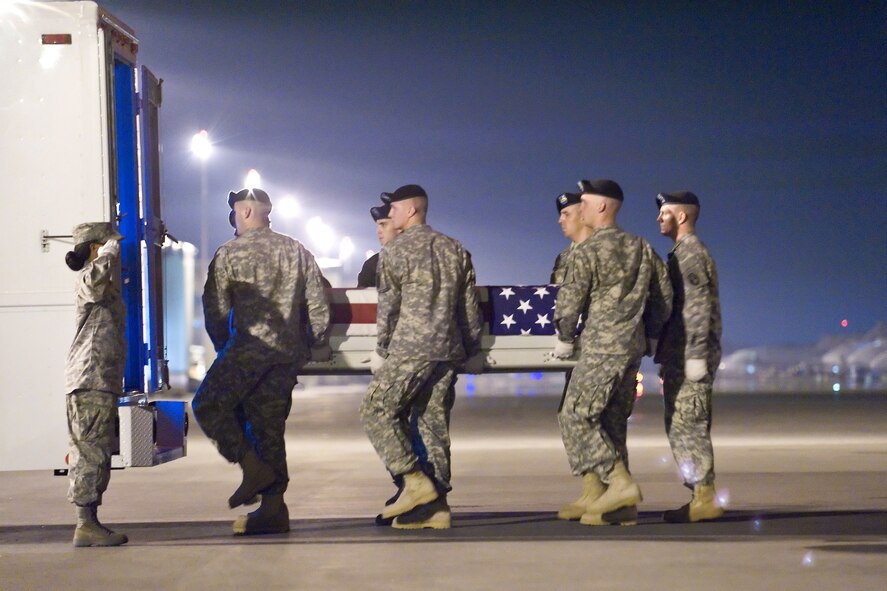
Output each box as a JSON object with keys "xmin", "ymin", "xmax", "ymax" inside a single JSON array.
[{"xmin": 1, "ymin": 384, "xmax": 885, "ymax": 590}]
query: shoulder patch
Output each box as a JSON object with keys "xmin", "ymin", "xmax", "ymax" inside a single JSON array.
[{"xmin": 688, "ymin": 272, "xmax": 700, "ymax": 286}]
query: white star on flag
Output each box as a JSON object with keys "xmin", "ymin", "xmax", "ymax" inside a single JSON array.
[
  {"xmin": 500, "ymin": 314, "xmax": 516, "ymax": 329},
  {"xmin": 517, "ymin": 299, "xmax": 532, "ymax": 314},
  {"xmin": 535, "ymin": 314, "xmax": 551, "ymax": 328},
  {"xmin": 500, "ymin": 287, "xmax": 515, "ymax": 300},
  {"xmin": 520, "ymin": 328, "xmax": 532, "ymax": 335},
  {"xmin": 534, "ymin": 287, "xmax": 550, "ymax": 299}
]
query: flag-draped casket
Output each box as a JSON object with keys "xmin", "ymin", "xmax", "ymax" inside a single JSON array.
[{"xmin": 302, "ymin": 286, "xmax": 577, "ymax": 374}]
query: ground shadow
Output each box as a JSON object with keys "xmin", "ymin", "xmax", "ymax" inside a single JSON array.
[{"xmin": 2, "ymin": 509, "xmax": 885, "ymax": 546}]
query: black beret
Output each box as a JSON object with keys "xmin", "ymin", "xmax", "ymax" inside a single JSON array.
[
  {"xmin": 370, "ymin": 203, "xmax": 391, "ymax": 222},
  {"xmin": 228, "ymin": 188, "xmax": 272, "ymax": 209},
  {"xmin": 556, "ymin": 192, "xmax": 581, "ymax": 212},
  {"xmin": 381, "ymin": 184, "xmax": 428, "ymax": 204},
  {"xmin": 656, "ymin": 191, "xmax": 700, "ymax": 209},
  {"xmin": 577, "ymin": 179, "xmax": 624, "ymax": 202}
]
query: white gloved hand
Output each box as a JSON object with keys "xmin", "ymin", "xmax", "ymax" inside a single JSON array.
[
  {"xmin": 553, "ymin": 340, "xmax": 575, "ymax": 360},
  {"xmin": 369, "ymin": 350, "xmax": 386, "ymax": 374},
  {"xmin": 685, "ymin": 358, "xmax": 707, "ymax": 382},
  {"xmin": 463, "ymin": 352, "xmax": 485, "ymax": 374},
  {"xmin": 310, "ymin": 344, "xmax": 332, "ymax": 362},
  {"xmin": 97, "ymin": 240, "xmax": 119, "ymax": 258}
]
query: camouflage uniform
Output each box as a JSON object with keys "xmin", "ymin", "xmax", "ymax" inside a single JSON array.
[
  {"xmin": 360, "ymin": 224, "xmax": 482, "ymax": 492},
  {"xmin": 550, "ymin": 244, "xmax": 573, "ymax": 284},
  {"xmin": 655, "ymin": 232, "xmax": 721, "ymax": 486},
  {"xmin": 192, "ymin": 227, "xmax": 330, "ymax": 495},
  {"xmin": 555, "ymin": 225, "xmax": 672, "ymax": 481},
  {"xmin": 551, "ymin": 243, "xmax": 575, "ymax": 412},
  {"xmin": 65, "ymin": 251, "xmax": 126, "ymax": 506}
]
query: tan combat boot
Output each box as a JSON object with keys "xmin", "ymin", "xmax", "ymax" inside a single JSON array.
[
  {"xmin": 228, "ymin": 448, "xmax": 276, "ymax": 509},
  {"xmin": 233, "ymin": 493, "xmax": 290, "ymax": 535},
  {"xmin": 663, "ymin": 484, "xmax": 724, "ymax": 523},
  {"xmin": 580, "ymin": 461, "xmax": 642, "ymax": 526},
  {"xmin": 380, "ymin": 470, "xmax": 439, "ymax": 520},
  {"xmin": 392, "ymin": 495, "xmax": 451, "ymax": 530},
  {"xmin": 73, "ymin": 505, "xmax": 128, "ymax": 547},
  {"xmin": 558, "ymin": 472, "xmax": 605, "ymax": 520}
]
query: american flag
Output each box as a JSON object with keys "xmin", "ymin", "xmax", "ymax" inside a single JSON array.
[{"xmin": 327, "ymin": 286, "xmax": 571, "ymax": 337}]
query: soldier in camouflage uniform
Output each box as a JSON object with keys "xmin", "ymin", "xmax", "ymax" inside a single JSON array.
[
  {"xmin": 553, "ymin": 179, "xmax": 672, "ymax": 526},
  {"xmin": 360, "ymin": 184, "xmax": 483, "ymax": 530},
  {"xmin": 356, "ymin": 201, "xmax": 428, "ymax": 523},
  {"xmin": 550, "ymin": 191, "xmax": 590, "ymax": 284},
  {"xmin": 357, "ymin": 202, "xmax": 401, "ymax": 288},
  {"xmin": 550, "ymin": 190, "xmax": 590, "ymax": 517},
  {"xmin": 64, "ymin": 222, "xmax": 128, "ymax": 547},
  {"xmin": 654, "ymin": 190, "xmax": 724, "ymax": 523},
  {"xmin": 192, "ymin": 188, "xmax": 331, "ymax": 536}
]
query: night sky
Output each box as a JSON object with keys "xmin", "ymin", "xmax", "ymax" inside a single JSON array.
[{"xmin": 101, "ymin": 0, "xmax": 886, "ymax": 349}]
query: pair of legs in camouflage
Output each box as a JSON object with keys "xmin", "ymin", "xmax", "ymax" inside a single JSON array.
[
  {"xmin": 558, "ymin": 354, "xmax": 640, "ymax": 481},
  {"xmin": 192, "ymin": 346, "xmax": 299, "ymax": 495},
  {"xmin": 661, "ymin": 366, "xmax": 716, "ymax": 486},
  {"xmin": 360, "ymin": 356, "xmax": 457, "ymax": 492},
  {"xmin": 67, "ymin": 390, "xmax": 117, "ymax": 506}
]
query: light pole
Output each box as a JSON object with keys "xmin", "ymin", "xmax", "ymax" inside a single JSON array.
[
  {"xmin": 190, "ymin": 130, "xmax": 212, "ymax": 377},
  {"xmin": 190, "ymin": 130, "xmax": 212, "ymax": 282}
]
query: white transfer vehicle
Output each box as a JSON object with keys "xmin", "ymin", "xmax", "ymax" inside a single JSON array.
[
  {"xmin": 0, "ymin": 1, "xmax": 576, "ymax": 473},
  {"xmin": 0, "ymin": 0, "xmax": 186, "ymax": 471}
]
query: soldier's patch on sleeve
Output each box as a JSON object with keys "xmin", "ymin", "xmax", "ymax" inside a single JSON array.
[{"xmin": 688, "ymin": 272, "xmax": 700, "ymax": 286}]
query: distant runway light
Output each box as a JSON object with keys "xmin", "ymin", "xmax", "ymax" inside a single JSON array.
[
  {"xmin": 802, "ymin": 551, "xmax": 815, "ymax": 567},
  {"xmin": 717, "ymin": 488, "xmax": 730, "ymax": 508},
  {"xmin": 832, "ymin": 383, "xmax": 841, "ymax": 393},
  {"xmin": 752, "ymin": 519, "xmax": 762, "ymax": 532},
  {"xmin": 841, "ymin": 319, "xmax": 848, "ymax": 328}
]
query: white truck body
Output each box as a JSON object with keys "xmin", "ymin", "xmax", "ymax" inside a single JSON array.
[{"xmin": 0, "ymin": 1, "xmax": 184, "ymax": 471}]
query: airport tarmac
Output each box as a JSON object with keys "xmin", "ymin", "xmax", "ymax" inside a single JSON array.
[{"xmin": 1, "ymin": 384, "xmax": 885, "ymax": 590}]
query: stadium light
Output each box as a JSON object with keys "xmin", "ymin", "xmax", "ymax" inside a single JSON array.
[
  {"xmin": 277, "ymin": 195, "xmax": 301, "ymax": 219},
  {"xmin": 338, "ymin": 236, "xmax": 354, "ymax": 261},
  {"xmin": 306, "ymin": 216, "xmax": 335, "ymax": 253},
  {"xmin": 190, "ymin": 129, "xmax": 212, "ymax": 161},
  {"xmin": 244, "ymin": 168, "xmax": 261, "ymax": 189}
]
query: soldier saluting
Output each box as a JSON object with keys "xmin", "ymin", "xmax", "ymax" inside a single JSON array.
[
  {"xmin": 655, "ymin": 190, "xmax": 725, "ymax": 523},
  {"xmin": 64, "ymin": 222, "xmax": 128, "ymax": 547}
]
